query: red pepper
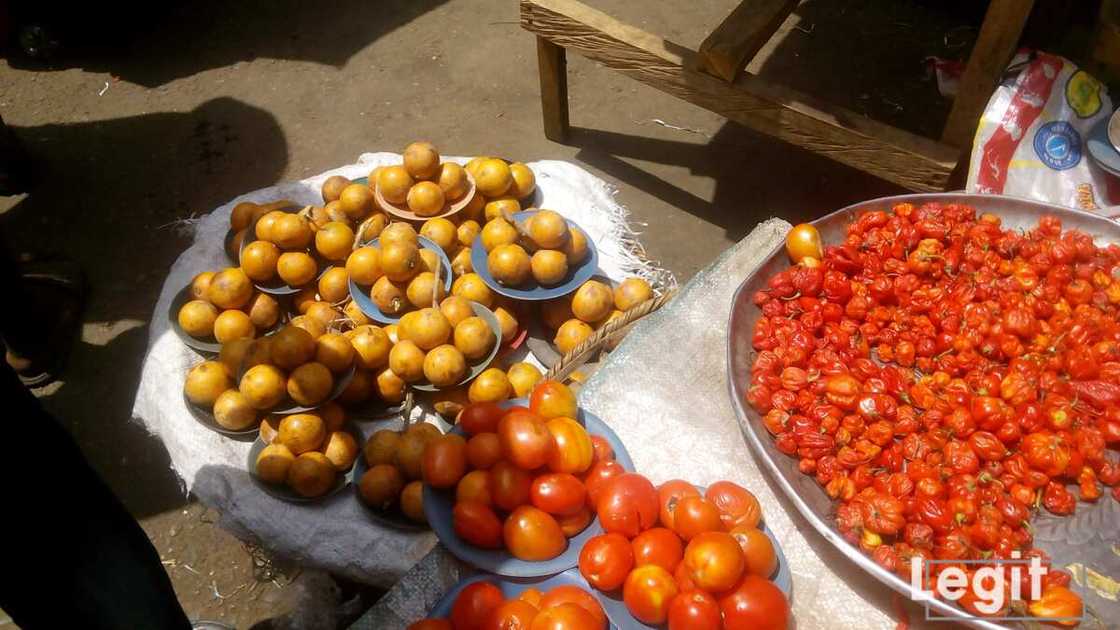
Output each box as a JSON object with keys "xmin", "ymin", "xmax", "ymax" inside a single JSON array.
[
  {"xmin": 1070, "ymin": 379, "xmax": 1120, "ymax": 407},
  {"xmin": 1077, "ymin": 467, "xmax": 1101, "ymax": 502},
  {"xmin": 1042, "ymin": 481, "xmax": 1075, "ymax": 515}
]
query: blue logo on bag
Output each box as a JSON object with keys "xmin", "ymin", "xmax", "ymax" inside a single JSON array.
[{"xmin": 1033, "ymin": 121, "xmax": 1081, "ymax": 170}]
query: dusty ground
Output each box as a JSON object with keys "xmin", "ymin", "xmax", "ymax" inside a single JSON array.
[{"xmin": 0, "ymin": 0, "xmax": 1081, "ymax": 627}]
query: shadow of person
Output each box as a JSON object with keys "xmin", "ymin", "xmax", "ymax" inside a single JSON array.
[
  {"xmin": 1, "ymin": 96, "xmax": 288, "ymax": 518},
  {"xmin": 568, "ymin": 121, "xmax": 903, "ymax": 241},
  {"xmin": 4, "ymin": 0, "xmax": 451, "ymax": 87}
]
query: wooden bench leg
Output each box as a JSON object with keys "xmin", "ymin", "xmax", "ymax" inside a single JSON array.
[
  {"xmin": 940, "ymin": 0, "xmax": 1035, "ymax": 150},
  {"xmin": 536, "ymin": 36, "xmax": 570, "ymax": 142}
]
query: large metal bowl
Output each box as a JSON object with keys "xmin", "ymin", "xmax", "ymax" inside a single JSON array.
[{"xmin": 727, "ymin": 193, "xmax": 1120, "ymax": 629}]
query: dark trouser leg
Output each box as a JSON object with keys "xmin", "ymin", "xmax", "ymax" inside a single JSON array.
[{"xmin": 0, "ymin": 365, "xmax": 192, "ymax": 630}]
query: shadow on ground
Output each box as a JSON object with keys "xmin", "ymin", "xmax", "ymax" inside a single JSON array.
[
  {"xmin": 569, "ymin": 122, "xmax": 903, "ymax": 241},
  {"xmin": 1, "ymin": 96, "xmax": 287, "ymax": 518},
  {"xmin": 4, "ymin": 0, "xmax": 450, "ymax": 87}
]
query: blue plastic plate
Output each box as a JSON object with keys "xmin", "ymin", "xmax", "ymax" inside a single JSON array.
[
  {"xmin": 348, "ymin": 235, "xmax": 453, "ymax": 324},
  {"xmin": 247, "ymin": 423, "xmax": 360, "ymax": 504},
  {"xmin": 428, "ymin": 569, "xmax": 607, "ymax": 623},
  {"xmin": 471, "ymin": 211, "xmax": 599, "ymax": 301},
  {"xmin": 691, "ymin": 485, "xmax": 793, "ymax": 600},
  {"xmin": 424, "ymin": 399, "xmax": 634, "ymax": 577},
  {"xmin": 1087, "ymin": 114, "xmax": 1120, "ymax": 177},
  {"xmin": 428, "ymin": 551, "xmax": 790, "ymax": 629}
]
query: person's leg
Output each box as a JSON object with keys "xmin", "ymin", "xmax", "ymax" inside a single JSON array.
[
  {"xmin": 0, "ymin": 364, "xmax": 192, "ymax": 630},
  {"xmin": 0, "ymin": 233, "xmax": 85, "ymax": 385}
]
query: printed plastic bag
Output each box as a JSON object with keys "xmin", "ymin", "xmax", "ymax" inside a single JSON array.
[{"xmin": 967, "ymin": 52, "xmax": 1120, "ymax": 213}]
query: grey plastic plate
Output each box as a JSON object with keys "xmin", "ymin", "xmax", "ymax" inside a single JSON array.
[
  {"xmin": 351, "ymin": 416, "xmax": 430, "ymax": 532},
  {"xmin": 182, "ymin": 390, "xmax": 260, "ymax": 440},
  {"xmin": 169, "ymin": 285, "xmax": 286, "ymax": 356},
  {"xmin": 238, "ymin": 204, "xmax": 318, "ymax": 296},
  {"xmin": 237, "ymin": 360, "xmax": 356, "ymax": 416},
  {"xmin": 411, "ymin": 301, "xmax": 503, "ymax": 392},
  {"xmin": 247, "ymin": 423, "xmax": 360, "ymax": 503},
  {"xmin": 348, "ymin": 235, "xmax": 453, "ymax": 324}
]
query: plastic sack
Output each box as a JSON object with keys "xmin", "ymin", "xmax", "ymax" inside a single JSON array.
[{"xmin": 967, "ymin": 52, "xmax": 1120, "ymax": 213}]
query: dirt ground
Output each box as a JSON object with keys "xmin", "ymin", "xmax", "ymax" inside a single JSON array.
[{"xmin": 0, "ymin": 0, "xmax": 1088, "ymax": 628}]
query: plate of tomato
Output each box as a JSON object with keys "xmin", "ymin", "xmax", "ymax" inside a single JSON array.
[
  {"xmin": 577, "ymin": 475, "xmax": 792, "ymax": 629},
  {"xmin": 728, "ymin": 193, "xmax": 1119, "ymax": 627},
  {"xmin": 419, "ymin": 570, "xmax": 612, "ymax": 629},
  {"xmin": 422, "ymin": 381, "xmax": 635, "ymax": 577}
]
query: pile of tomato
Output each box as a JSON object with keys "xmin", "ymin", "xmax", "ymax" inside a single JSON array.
[
  {"xmin": 748, "ymin": 204, "xmax": 1120, "ymax": 622},
  {"xmin": 409, "ymin": 579, "xmax": 610, "ymax": 629},
  {"xmin": 579, "ymin": 477, "xmax": 789, "ymax": 629},
  {"xmin": 424, "ymin": 381, "xmax": 614, "ymax": 561}
]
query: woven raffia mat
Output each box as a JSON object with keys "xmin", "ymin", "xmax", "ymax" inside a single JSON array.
[{"xmin": 355, "ymin": 218, "xmax": 951, "ymax": 629}]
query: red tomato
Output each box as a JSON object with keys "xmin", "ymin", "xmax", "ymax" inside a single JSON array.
[
  {"xmin": 504, "ymin": 506, "xmax": 567, "ymax": 561},
  {"xmin": 483, "ymin": 600, "xmax": 538, "ymax": 630},
  {"xmin": 528, "ymin": 603, "xmax": 598, "ymax": 630},
  {"xmin": 453, "ymin": 501, "xmax": 503, "ymax": 549},
  {"xmin": 456, "ymin": 470, "xmax": 492, "ymax": 506},
  {"xmin": 578, "ymin": 533, "xmax": 634, "ymax": 591},
  {"xmin": 582, "ymin": 461, "xmax": 624, "ymax": 510},
  {"xmin": 557, "ymin": 507, "xmax": 593, "ymax": 537},
  {"xmin": 719, "ymin": 574, "xmax": 789, "ymax": 630},
  {"xmin": 546, "ymin": 417, "xmax": 594, "ymax": 474},
  {"xmin": 657, "ymin": 480, "xmax": 700, "ymax": 530},
  {"xmin": 596, "ymin": 473, "xmax": 658, "ymax": 538},
  {"xmin": 631, "ymin": 527, "xmax": 684, "ymax": 573},
  {"xmin": 729, "ymin": 525, "xmax": 777, "ymax": 577},
  {"xmin": 459, "ymin": 402, "xmax": 505, "ymax": 435},
  {"xmin": 408, "ymin": 620, "xmax": 452, "ymax": 630},
  {"xmin": 489, "ymin": 461, "xmax": 532, "ymax": 511},
  {"xmin": 673, "ymin": 562, "xmax": 697, "ymax": 592},
  {"xmin": 451, "ymin": 581, "xmax": 504, "ymax": 630},
  {"xmin": 672, "ymin": 496, "xmax": 723, "ymax": 541},
  {"xmin": 589, "ymin": 435, "xmax": 614, "ymax": 466},
  {"xmin": 667, "ymin": 590, "xmax": 721, "ymax": 630},
  {"xmin": 705, "ymin": 481, "xmax": 762, "ymax": 529},
  {"xmin": 422, "ymin": 434, "xmax": 468, "ymax": 489},
  {"xmin": 684, "ymin": 532, "xmax": 745, "ymax": 592},
  {"xmin": 529, "ymin": 380, "xmax": 578, "ymax": 420},
  {"xmin": 499, "ymin": 410, "xmax": 553, "ymax": 470},
  {"xmin": 539, "ymin": 585, "xmax": 607, "ymax": 629},
  {"xmin": 531, "ymin": 473, "xmax": 588, "ymax": 516},
  {"xmin": 466, "ymin": 433, "xmax": 502, "ymax": 470},
  {"xmin": 623, "ymin": 564, "xmax": 679, "ymax": 625}
]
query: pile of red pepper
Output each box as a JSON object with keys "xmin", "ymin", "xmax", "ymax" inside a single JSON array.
[{"xmin": 747, "ymin": 203, "xmax": 1118, "ymax": 623}]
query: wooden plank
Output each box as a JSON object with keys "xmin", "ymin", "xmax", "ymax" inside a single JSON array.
[
  {"xmin": 520, "ymin": 0, "xmax": 958, "ymax": 192},
  {"xmin": 536, "ymin": 36, "xmax": 571, "ymax": 142},
  {"xmin": 698, "ymin": 0, "xmax": 798, "ymax": 82},
  {"xmin": 940, "ymin": 0, "xmax": 1035, "ymax": 149}
]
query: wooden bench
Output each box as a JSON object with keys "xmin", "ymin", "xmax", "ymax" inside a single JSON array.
[{"xmin": 521, "ymin": 0, "xmax": 1037, "ymax": 192}]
